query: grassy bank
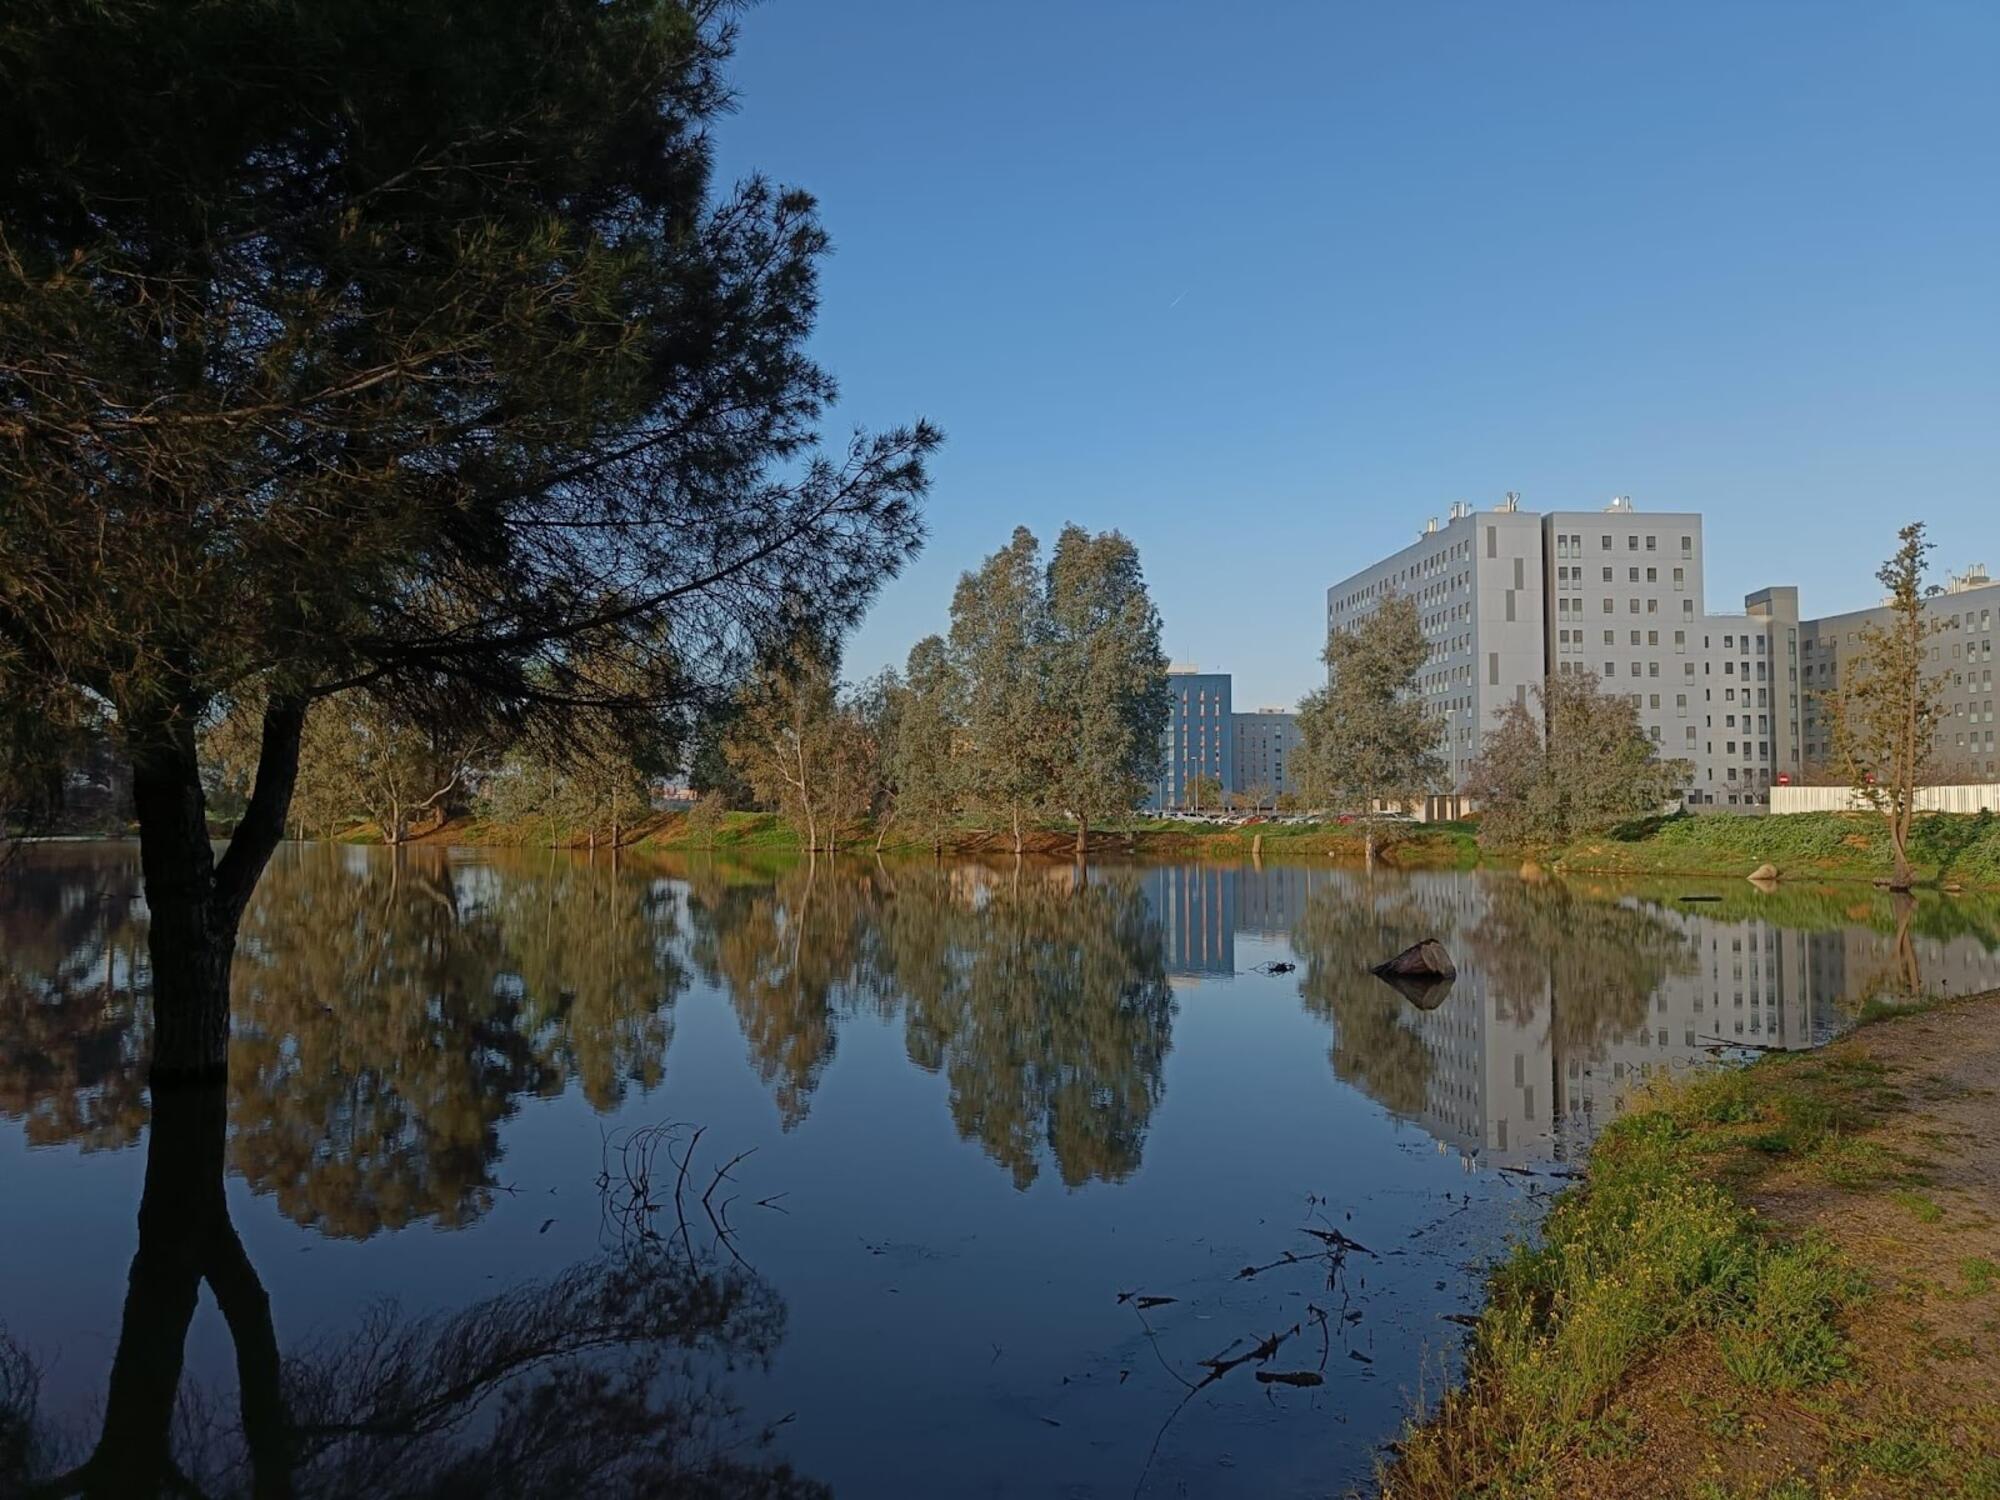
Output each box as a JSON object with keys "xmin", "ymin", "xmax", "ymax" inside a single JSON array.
[
  {"xmin": 1558, "ymin": 810, "xmax": 2000, "ymax": 890},
  {"xmin": 387, "ymin": 810, "xmax": 1487, "ymax": 866},
  {"xmin": 1383, "ymin": 992, "xmax": 2000, "ymax": 1499}
]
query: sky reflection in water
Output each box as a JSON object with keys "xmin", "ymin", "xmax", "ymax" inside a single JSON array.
[{"xmin": 4, "ymin": 844, "xmax": 1999, "ymax": 1496}]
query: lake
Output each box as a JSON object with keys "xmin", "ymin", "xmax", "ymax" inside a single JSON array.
[{"xmin": 4, "ymin": 843, "xmax": 1998, "ymax": 1496}]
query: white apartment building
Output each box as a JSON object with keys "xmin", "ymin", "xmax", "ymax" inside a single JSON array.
[
  {"xmin": 1799, "ymin": 566, "xmax": 2000, "ymax": 781},
  {"xmin": 1326, "ymin": 496, "xmax": 1823, "ymax": 811},
  {"xmin": 1325, "ymin": 495, "xmax": 1546, "ymax": 789}
]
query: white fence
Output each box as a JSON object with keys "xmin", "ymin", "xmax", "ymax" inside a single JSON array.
[{"xmin": 1770, "ymin": 783, "xmax": 2000, "ymax": 816}]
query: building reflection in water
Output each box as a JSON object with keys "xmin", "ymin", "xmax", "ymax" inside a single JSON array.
[{"xmin": 1127, "ymin": 865, "xmax": 2000, "ymax": 1166}]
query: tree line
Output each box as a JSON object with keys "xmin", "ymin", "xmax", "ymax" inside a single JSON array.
[{"xmin": 715, "ymin": 523, "xmax": 1170, "ymax": 858}]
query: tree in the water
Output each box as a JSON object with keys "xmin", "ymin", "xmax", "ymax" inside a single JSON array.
[
  {"xmin": 1295, "ymin": 593, "xmax": 1442, "ymax": 851},
  {"xmin": 1822, "ymin": 523, "xmax": 1949, "ymax": 890},
  {"xmin": 0, "ymin": 1, "xmax": 933, "ymax": 1083}
]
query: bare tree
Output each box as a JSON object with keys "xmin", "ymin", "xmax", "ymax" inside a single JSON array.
[{"xmin": 1823, "ymin": 523, "xmax": 1949, "ymax": 890}]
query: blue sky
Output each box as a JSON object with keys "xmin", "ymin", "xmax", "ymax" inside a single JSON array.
[{"xmin": 714, "ymin": 1, "xmax": 1999, "ymax": 709}]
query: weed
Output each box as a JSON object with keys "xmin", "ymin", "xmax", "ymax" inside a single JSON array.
[{"xmin": 1891, "ymin": 1189, "xmax": 1945, "ymax": 1224}]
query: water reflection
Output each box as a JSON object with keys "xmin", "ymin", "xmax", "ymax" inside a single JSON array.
[
  {"xmin": 6, "ymin": 847, "xmax": 2000, "ymax": 1496},
  {"xmin": 1, "ymin": 1079, "xmax": 823, "ymax": 1497},
  {"xmin": 6, "ymin": 849, "xmax": 2000, "ymax": 1215},
  {"xmin": 686, "ymin": 860, "xmax": 1175, "ymax": 1187}
]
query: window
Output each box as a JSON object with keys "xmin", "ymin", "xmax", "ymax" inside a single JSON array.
[
  {"xmin": 1601, "ymin": 535, "xmax": 1612, "ymax": 551},
  {"xmin": 1628, "ymin": 567, "xmax": 1640, "ymax": 583}
]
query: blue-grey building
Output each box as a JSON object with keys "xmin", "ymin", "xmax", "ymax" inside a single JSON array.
[
  {"xmin": 1231, "ymin": 709, "xmax": 1301, "ymax": 805},
  {"xmin": 1149, "ymin": 666, "xmax": 1234, "ymax": 809}
]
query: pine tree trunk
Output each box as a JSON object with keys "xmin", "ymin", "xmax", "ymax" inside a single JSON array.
[
  {"xmin": 130, "ymin": 698, "xmax": 303, "ymax": 1086},
  {"xmin": 132, "ymin": 731, "xmax": 233, "ymax": 1085},
  {"xmin": 1011, "ymin": 804, "xmax": 1023, "ymax": 856},
  {"xmin": 1074, "ymin": 816, "xmax": 1087, "ymax": 862}
]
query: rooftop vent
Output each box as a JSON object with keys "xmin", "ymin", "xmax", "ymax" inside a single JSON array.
[
  {"xmin": 1947, "ymin": 564, "xmax": 1992, "ymax": 594},
  {"xmin": 1499, "ymin": 491, "xmax": 1520, "ymax": 512},
  {"xmin": 1448, "ymin": 500, "xmax": 1471, "ymax": 521},
  {"xmin": 1605, "ymin": 495, "xmax": 1634, "ymax": 512}
]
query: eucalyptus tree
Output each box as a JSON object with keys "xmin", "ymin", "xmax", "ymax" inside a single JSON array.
[
  {"xmin": 0, "ymin": 1, "xmax": 933, "ymax": 1080},
  {"xmin": 1042, "ymin": 525, "xmax": 1169, "ymax": 858},
  {"xmin": 947, "ymin": 526, "xmax": 1167, "ymax": 856},
  {"xmin": 890, "ymin": 635, "xmax": 963, "ymax": 855},
  {"xmin": 1823, "ymin": 523, "xmax": 1948, "ymax": 890},
  {"xmin": 725, "ymin": 644, "xmax": 846, "ymax": 856},
  {"xmin": 1295, "ymin": 593, "xmax": 1443, "ymax": 853},
  {"xmin": 948, "ymin": 528, "xmax": 1050, "ymax": 853}
]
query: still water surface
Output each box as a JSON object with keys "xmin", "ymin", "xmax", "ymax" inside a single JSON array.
[{"xmin": 4, "ymin": 844, "xmax": 1999, "ymax": 1495}]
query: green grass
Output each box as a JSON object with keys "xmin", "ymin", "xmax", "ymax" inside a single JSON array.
[
  {"xmin": 353, "ymin": 808, "xmax": 1487, "ymax": 867},
  {"xmin": 1382, "ymin": 1051, "xmax": 1894, "ymax": 1498},
  {"xmin": 1556, "ymin": 809, "xmax": 2000, "ymax": 889}
]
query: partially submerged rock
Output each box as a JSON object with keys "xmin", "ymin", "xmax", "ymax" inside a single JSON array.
[
  {"xmin": 1370, "ymin": 939, "xmax": 1456, "ymax": 980},
  {"xmin": 1749, "ymin": 863, "xmax": 1780, "ymax": 883}
]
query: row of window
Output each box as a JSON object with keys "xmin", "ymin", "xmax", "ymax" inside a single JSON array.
[
  {"xmin": 1552, "ymin": 532, "xmax": 1694, "ymax": 558},
  {"xmin": 1552, "ymin": 564, "xmax": 1687, "ymax": 589}
]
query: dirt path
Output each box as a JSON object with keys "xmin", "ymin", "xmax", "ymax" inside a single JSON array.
[{"xmin": 1569, "ymin": 994, "xmax": 2000, "ymax": 1499}]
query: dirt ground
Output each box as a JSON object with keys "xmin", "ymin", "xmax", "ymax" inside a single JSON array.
[{"xmin": 1564, "ymin": 994, "xmax": 2000, "ymax": 1499}]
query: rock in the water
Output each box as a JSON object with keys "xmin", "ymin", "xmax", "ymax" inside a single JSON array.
[
  {"xmin": 1370, "ymin": 939, "xmax": 1456, "ymax": 980},
  {"xmin": 1749, "ymin": 863, "xmax": 1779, "ymax": 883}
]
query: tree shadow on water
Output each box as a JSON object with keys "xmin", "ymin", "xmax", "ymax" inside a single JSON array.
[{"xmin": 5, "ymin": 1082, "xmax": 823, "ymax": 1499}]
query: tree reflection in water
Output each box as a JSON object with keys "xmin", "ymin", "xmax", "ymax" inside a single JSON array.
[
  {"xmin": 1, "ymin": 846, "xmax": 691, "ymax": 1238},
  {"xmin": 4, "ymin": 1085, "xmax": 822, "ymax": 1499},
  {"xmin": 685, "ymin": 859, "xmax": 1177, "ymax": 1189}
]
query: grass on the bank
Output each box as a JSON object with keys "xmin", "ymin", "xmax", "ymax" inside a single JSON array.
[
  {"xmin": 1382, "ymin": 1043, "xmax": 1911, "ymax": 1498},
  {"xmin": 1560, "ymin": 808, "xmax": 2000, "ymax": 887}
]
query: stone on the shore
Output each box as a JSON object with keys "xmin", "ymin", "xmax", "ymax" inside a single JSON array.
[{"xmin": 1749, "ymin": 863, "xmax": 1780, "ymax": 883}]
